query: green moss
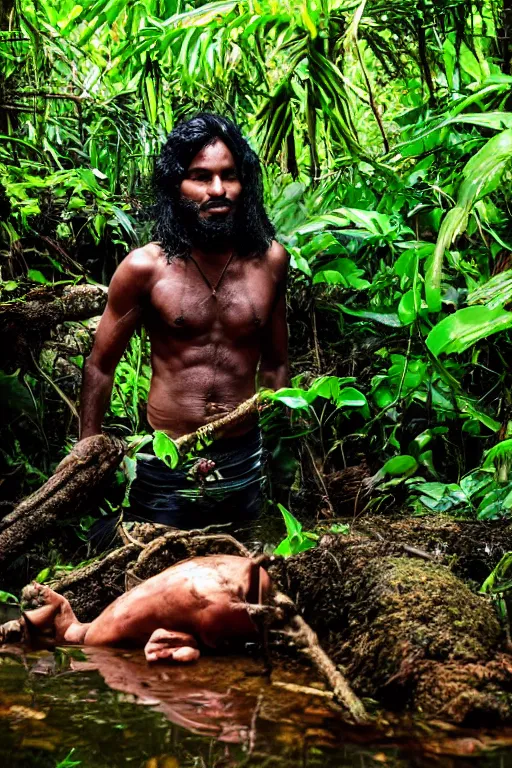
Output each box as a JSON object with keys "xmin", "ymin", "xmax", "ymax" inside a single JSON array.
[{"xmin": 275, "ymin": 535, "xmax": 509, "ymax": 721}]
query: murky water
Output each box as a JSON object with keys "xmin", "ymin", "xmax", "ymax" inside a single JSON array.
[{"xmin": 2, "ymin": 646, "xmax": 512, "ymax": 768}]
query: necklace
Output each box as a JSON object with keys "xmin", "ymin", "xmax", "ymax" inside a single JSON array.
[{"xmin": 188, "ymin": 251, "xmax": 235, "ymax": 298}]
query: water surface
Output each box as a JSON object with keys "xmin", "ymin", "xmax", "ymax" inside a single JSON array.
[{"xmin": 1, "ymin": 645, "xmax": 512, "ymax": 768}]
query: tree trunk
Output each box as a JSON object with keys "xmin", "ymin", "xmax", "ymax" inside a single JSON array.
[{"xmin": 0, "ymin": 434, "xmax": 124, "ymax": 573}]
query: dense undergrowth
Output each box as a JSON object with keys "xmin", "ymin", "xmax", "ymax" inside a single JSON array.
[{"xmin": 2, "ymin": 0, "xmax": 512, "ymax": 549}]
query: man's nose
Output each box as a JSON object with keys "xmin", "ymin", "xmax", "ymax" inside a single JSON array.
[{"xmin": 208, "ymin": 174, "xmax": 225, "ymax": 197}]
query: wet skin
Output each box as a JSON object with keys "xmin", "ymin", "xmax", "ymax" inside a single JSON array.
[
  {"xmin": 80, "ymin": 140, "xmax": 289, "ymax": 440},
  {"xmin": 21, "ymin": 555, "xmax": 271, "ymax": 663}
]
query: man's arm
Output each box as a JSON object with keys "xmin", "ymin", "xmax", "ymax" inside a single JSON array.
[
  {"xmin": 257, "ymin": 242, "xmax": 289, "ymax": 391},
  {"xmin": 79, "ymin": 248, "xmax": 154, "ymax": 439}
]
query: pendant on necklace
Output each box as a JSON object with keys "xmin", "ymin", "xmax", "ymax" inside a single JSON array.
[{"xmin": 212, "ymin": 289, "xmax": 217, "ymax": 297}]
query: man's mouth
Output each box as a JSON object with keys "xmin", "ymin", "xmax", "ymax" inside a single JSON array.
[{"xmin": 202, "ymin": 200, "xmax": 233, "ymax": 213}]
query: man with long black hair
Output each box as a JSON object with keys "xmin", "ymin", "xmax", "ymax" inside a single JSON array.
[{"xmin": 80, "ymin": 113, "xmax": 289, "ymax": 534}]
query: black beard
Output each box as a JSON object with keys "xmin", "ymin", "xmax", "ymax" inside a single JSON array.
[{"xmin": 178, "ymin": 197, "xmax": 236, "ymax": 251}]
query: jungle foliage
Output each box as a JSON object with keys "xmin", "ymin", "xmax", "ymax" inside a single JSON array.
[{"xmin": 3, "ymin": 0, "xmax": 512, "ymax": 533}]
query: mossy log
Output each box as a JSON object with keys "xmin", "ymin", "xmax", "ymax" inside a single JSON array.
[
  {"xmin": 360, "ymin": 515, "xmax": 512, "ymax": 584},
  {"xmin": 272, "ymin": 534, "xmax": 512, "ymax": 724},
  {"xmin": 0, "ymin": 434, "xmax": 125, "ymax": 573},
  {"xmin": 43, "ymin": 528, "xmax": 512, "ymax": 724},
  {"xmin": 0, "ymin": 283, "xmax": 107, "ymax": 370}
]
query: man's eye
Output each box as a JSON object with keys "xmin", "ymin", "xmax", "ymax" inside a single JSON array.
[{"xmin": 224, "ymin": 171, "xmax": 238, "ymax": 180}]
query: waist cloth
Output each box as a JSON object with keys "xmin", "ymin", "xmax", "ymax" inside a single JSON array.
[{"xmin": 128, "ymin": 426, "xmax": 264, "ymax": 529}]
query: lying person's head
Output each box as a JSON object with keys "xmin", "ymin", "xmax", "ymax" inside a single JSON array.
[{"xmin": 154, "ymin": 113, "xmax": 274, "ymax": 258}]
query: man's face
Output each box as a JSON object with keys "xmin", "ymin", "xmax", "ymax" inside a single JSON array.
[{"xmin": 179, "ymin": 140, "xmax": 242, "ymax": 249}]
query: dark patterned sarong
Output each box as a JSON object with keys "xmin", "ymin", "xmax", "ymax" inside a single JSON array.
[{"xmin": 128, "ymin": 427, "xmax": 263, "ymax": 531}]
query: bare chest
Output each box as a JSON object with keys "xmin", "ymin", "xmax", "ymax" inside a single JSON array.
[{"xmin": 145, "ymin": 258, "xmax": 275, "ymax": 340}]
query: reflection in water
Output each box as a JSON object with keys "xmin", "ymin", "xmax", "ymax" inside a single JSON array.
[
  {"xmin": 73, "ymin": 647, "xmax": 269, "ymax": 743},
  {"xmin": 1, "ymin": 646, "xmax": 512, "ymax": 767}
]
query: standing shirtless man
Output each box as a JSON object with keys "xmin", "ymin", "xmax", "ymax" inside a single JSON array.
[{"xmin": 80, "ymin": 113, "xmax": 288, "ymax": 533}]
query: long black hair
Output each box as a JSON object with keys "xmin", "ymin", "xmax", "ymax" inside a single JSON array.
[{"xmin": 153, "ymin": 113, "xmax": 275, "ymax": 260}]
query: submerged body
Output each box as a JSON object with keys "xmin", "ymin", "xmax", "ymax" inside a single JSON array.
[{"xmin": 21, "ymin": 555, "xmax": 271, "ymax": 662}]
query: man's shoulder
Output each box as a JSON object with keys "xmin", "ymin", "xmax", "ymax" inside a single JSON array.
[
  {"xmin": 115, "ymin": 243, "xmax": 167, "ymax": 283},
  {"xmin": 123, "ymin": 242, "xmax": 166, "ymax": 272},
  {"xmin": 265, "ymin": 240, "xmax": 289, "ymax": 279},
  {"xmin": 109, "ymin": 243, "xmax": 167, "ymax": 297}
]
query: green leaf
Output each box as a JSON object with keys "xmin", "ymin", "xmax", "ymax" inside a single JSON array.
[
  {"xmin": 427, "ymin": 306, "xmax": 512, "ymax": 356},
  {"xmin": 379, "ymin": 455, "xmax": 418, "ymax": 477},
  {"xmin": 0, "ymin": 591, "xmax": 18, "ymax": 604},
  {"xmin": 278, "ymin": 503, "xmax": 302, "ymax": 538},
  {"xmin": 428, "ymin": 129, "xmax": 512, "ymax": 312},
  {"xmin": 35, "ymin": 567, "xmax": 51, "ymax": 583},
  {"xmin": 289, "ymin": 251, "xmax": 312, "ymax": 276},
  {"xmin": 336, "ymin": 207, "xmax": 394, "ymax": 236},
  {"xmin": 273, "ymin": 504, "xmax": 318, "ymax": 557},
  {"xmin": 373, "ymin": 384, "xmax": 394, "ymax": 408},
  {"xmin": 152, "ymin": 432, "xmax": 179, "ymax": 469},
  {"xmin": 336, "ymin": 386, "xmax": 368, "ymax": 410},
  {"xmin": 122, "ymin": 455, "xmax": 138, "ymax": 507},
  {"xmin": 313, "ymin": 258, "xmax": 370, "ymax": 290},
  {"xmin": 307, "ymin": 375, "xmax": 356, "ymax": 401},
  {"xmin": 273, "ymin": 538, "xmax": 293, "ymax": 557},
  {"xmin": 111, "ymin": 206, "xmax": 139, "ymax": 245},
  {"xmin": 27, "ymin": 269, "xmax": 49, "ymax": 284},
  {"xmin": 456, "ymin": 397, "xmax": 500, "ymax": 432},
  {"xmin": 398, "ymin": 289, "xmax": 420, "ymax": 325},
  {"xmin": 329, "ymin": 523, "xmax": 350, "ymax": 535},
  {"xmin": 481, "ymin": 551, "xmax": 512, "ymax": 593},
  {"xmin": 483, "ymin": 439, "xmax": 512, "ymax": 470},
  {"xmin": 467, "ymin": 270, "xmax": 512, "ymax": 310},
  {"xmin": 477, "ymin": 488, "xmax": 506, "ymax": 520},
  {"xmin": 338, "ymin": 305, "xmax": 402, "ymax": 327},
  {"xmin": 269, "ymin": 388, "xmax": 310, "ymax": 410}
]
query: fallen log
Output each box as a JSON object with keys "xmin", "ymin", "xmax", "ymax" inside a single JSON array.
[
  {"xmin": 0, "ymin": 394, "xmax": 265, "ymax": 580},
  {"xmin": 173, "ymin": 392, "xmax": 262, "ymax": 451},
  {"xmin": 359, "ymin": 515, "xmax": 512, "ymax": 584},
  {"xmin": 271, "ymin": 534, "xmax": 512, "ymax": 724},
  {"xmin": 0, "ymin": 434, "xmax": 125, "ymax": 573},
  {"xmin": 0, "ymin": 283, "xmax": 107, "ymax": 370}
]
